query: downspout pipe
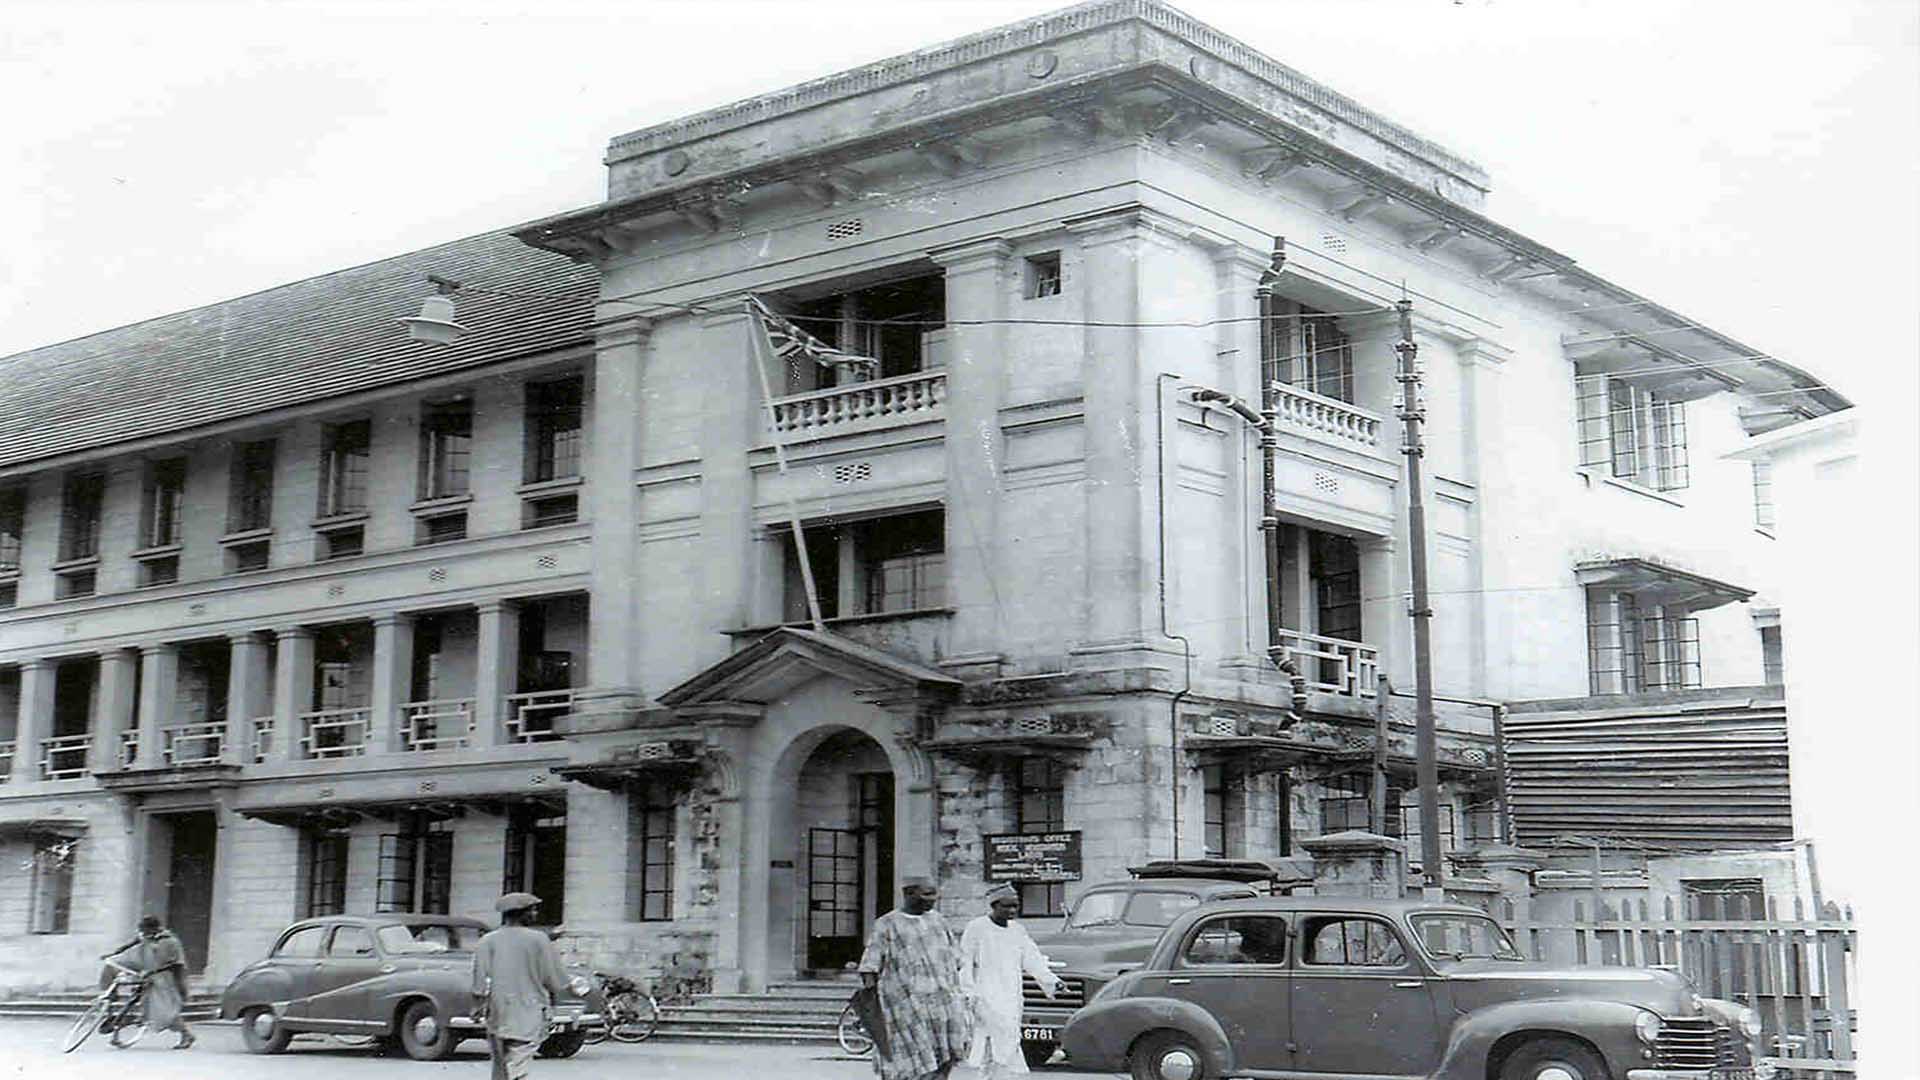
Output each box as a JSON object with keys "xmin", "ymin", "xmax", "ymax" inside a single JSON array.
[{"xmin": 1157, "ymin": 373, "xmax": 1192, "ymax": 861}]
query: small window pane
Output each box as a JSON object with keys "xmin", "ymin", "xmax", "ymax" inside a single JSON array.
[{"xmin": 1183, "ymin": 916, "xmax": 1289, "ymax": 966}]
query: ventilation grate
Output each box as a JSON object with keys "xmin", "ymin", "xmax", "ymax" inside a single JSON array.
[
  {"xmin": 536, "ymin": 554, "xmax": 559, "ymax": 570},
  {"xmin": 1012, "ymin": 715, "xmax": 1054, "ymax": 736},
  {"xmin": 1320, "ymin": 232, "xmax": 1348, "ymax": 254},
  {"xmin": 826, "ymin": 218, "xmax": 864, "ymax": 240},
  {"xmin": 1313, "ymin": 472, "xmax": 1341, "ymax": 495},
  {"xmin": 1209, "ymin": 716, "xmax": 1240, "ymax": 737},
  {"xmin": 427, "ymin": 567, "xmax": 448, "ymax": 583},
  {"xmin": 326, "ymin": 584, "xmax": 346, "ymax": 598},
  {"xmin": 833, "ymin": 462, "xmax": 873, "ymax": 485},
  {"xmin": 633, "ymin": 741, "xmax": 674, "ymax": 761}
]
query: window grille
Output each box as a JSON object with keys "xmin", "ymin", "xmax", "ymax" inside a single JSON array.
[
  {"xmin": 1575, "ymin": 374, "xmax": 1690, "ymax": 491},
  {"xmin": 376, "ymin": 820, "xmax": 452, "ymax": 914},
  {"xmin": 1015, "ymin": 758, "xmax": 1067, "ymax": 916},
  {"xmin": 1752, "ymin": 460, "xmax": 1776, "ymax": 531},
  {"xmin": 527, "ymin": 377, "xmax": 584, "ymax": 483},
  {"xmin": 1587, "ymin": 588, "xmax": 1702, "ymax": 693},
  {"xmin": 59, "ymin": 473, "xmax": 105, "ymax": 561},
  {"xmin": 419, "ymin": 400, "xmax": 473, "ymax": 499},
  {"xmin": 628, "ymin": 780, "xmax": 676, "ymax": 921},
  {"xmin": 306, "ymin": 831, "xmax": 349, "ymax": 916},
  {"xmin": 229, "ymin": 440, "xmax": 277, "ymax": 532},
  {"xmin": 319, "ymin": 420, "xmax": 371, "ymax": 517},
  {"xmin": 142, "ymin": 459, "xmax": 186, "ymax": 547}
]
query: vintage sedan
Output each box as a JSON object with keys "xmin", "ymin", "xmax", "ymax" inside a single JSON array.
[
  {"xmin": 219, "ymin": 914, "xmax": 601, "ymax": 1060},
  {"xmin": 1061, "ymin": 897, "xmax": 1770, "ymax": 1080}
]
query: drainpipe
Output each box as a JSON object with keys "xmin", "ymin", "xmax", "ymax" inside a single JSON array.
[{"xmin": 1156, "ymin": 374, "xmax": 1192, "ymax": 861}]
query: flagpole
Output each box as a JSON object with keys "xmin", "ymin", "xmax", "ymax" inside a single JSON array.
[{"xmin": 745, "ymin": 297, "xmax": 828, "ymax": 632}]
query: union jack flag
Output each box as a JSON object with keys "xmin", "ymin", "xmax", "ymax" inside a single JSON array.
[{"xmin": 745, "ymin": 295, "xmax": 879, "ymax": 377}]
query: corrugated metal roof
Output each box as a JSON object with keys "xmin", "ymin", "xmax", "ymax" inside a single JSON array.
[{"xmin": 0, "ymin": 229, "xmax": 596, "ymax": 472}]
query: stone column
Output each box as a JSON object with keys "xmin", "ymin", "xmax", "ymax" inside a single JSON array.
[
  {"xmin": 1358, "ymin": 536, "xmax": 1410, "ymax": 689},
  {"xmin": 134, "ymin": 644, "xmax": 178, "ymax": 769},
  {"xmin": 696, "ymin": 306, "xmax": 756, "ymax": 648},
  {"xmin": 222, "ymin": 632, "xmax": 270, "ymax": 765},
  {"xmin": 272, "ymin": 627, "xmax": 315, "ymax": 762},
  {"xmin": 9, "ymin": 660, "xmax": 52, "ymax": 786},
  {"xmin": 89, "ymin": 648, "xmax": 139, "ymax": 774},
  {"xmin": 1301, "ymin": 830, "xmax": 1407, "ymax": 899},
  {"xmin": 473, "ymin": 600, "xmax": 519, "ymax": 748},
  {"xmin": 576, "ymin": 312, "xmax": 652, "ymax": 719},
  {"xmin": 928, "ymin": 237, "xmax": 1011, "ymax": 676},
  {"xmin": 368, "ymin": 613, "xmax": 414, "ymax": 754}
]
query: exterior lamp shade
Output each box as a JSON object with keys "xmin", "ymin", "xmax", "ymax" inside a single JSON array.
[{"xmin": 400, "ymin": 294, "xmax": 469, "ymax": 345}]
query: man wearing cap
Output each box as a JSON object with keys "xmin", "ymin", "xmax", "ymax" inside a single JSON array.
[
  {"xmin": 100, "ymin": 915, "xmax": 194, "ymax": 1049},
  {"xmin": 859, "ymin": 877, "xmax": 972, "ymax": 1080},
  {"xmin": 473, "ymin": 892, "xmax": 570, "ymax": 1080},
  {"xmin": 958, "ymin": 883, "xmax": 1059, "ymax": 1077}
]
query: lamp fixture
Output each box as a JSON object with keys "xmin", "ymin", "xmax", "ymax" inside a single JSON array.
[{"xmin": 400, "ymin": 274, "xmax": 470, "ymax": 345}]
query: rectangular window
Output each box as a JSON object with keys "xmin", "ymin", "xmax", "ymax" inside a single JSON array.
[
  {"xmin": 320, "ymin": 526, "xmax": 365, "ymax": 560},
  {"xmin": 228, "ymin": 440, "xmax": 277, "ymax": 532},
  {"xmin": 524, "ymin": 494, "xmax": 578, "ymax": 529},
  {"xmin": 1587, "ymin": 588, "xmax": 1702, "ymax": 694},
  {"xmin": 375, "ymin": 820, "xmax": 452, "ymax": 914},
  {"xmin": 628, "ymin": 780, "xmax": 676, "ymax": 922},
  {"xmin": 1395, "ymin": 799, "xmax": 1457, "ymax": 857},
  {"xmin": 59, "ymin": 473, "xmax": 105, "ymax": 562},
  {"xmin": 1576, "ymin": 374, "xmax": 1690, "ymax": 492},
  {"xmin": 1024, "ymin": 253, "xmax": 1062, "ymax": 299},
  {"xmin": 1263, "ymin": 302, "xmax": 1353, "ymax": 404},
  {"xmin": 778, "ymin": 274, "xmax": 946, "ymax": 392},
  {"xmin": 1760, "ymin": 624, "xmax": 1784, "ymax": 686},
  {"xmin": 306, "ymin": 831, "xmax": 349, "ymax": 917},
  {"xmin": 55, "ymin": 569, "xmax": 96, "ymax": 599},
  {"xmin": 1752, "ymin": 460, "xmax": 1776, "ymax": 531},
  {"xmin": 141, "ymin": 459, "xmax": 186, "ymax": 548},
  {"xmin": 527, "ymin": 377, "xmax": 584, "ymax": 483},
  {"xmin": 138, "ymin": 556, "xmax": 179, "ymax": 588},
  {"xmin": 782, "ymin": 524, "xmax": 843, "ymax": 623},
  {"xmin": 0, "ymin": 487, "xmax": 22, "ymax": 573},
  {"xmin": 0, "ymin": 582, "xmax": 15, "ymax": 610},
  {"xmin": 859, "ymin": 509, "xmax": 945, "ymax": 615},
  {"xmin": 1014, "ymin": 757, "xmax": 1067, "ymax": 916},
  {"xmin": 319, "ymin": 420, "xmax": 371, "ymax": 517},
  {"xmin": 418, "ymin": 512, "xmax": 467, "ymax": 546},
  {"xmin": 504, "ymin": 808, "xmax": 567, "ymax": 925},
  {"xmin": 419, "ymin": 400, "xmax": 473, "ymax": 499},
  {"xmin": 1318, "ymin": 771, "xmax": 1386, "ymax": 834},
  {"xmin": 1203, "ymin": 765, "xmax": 1246, "ymax": 859},
  {"xmin": 28, "ymin": 836, "xmax": 77, "ymax": 934},
  {"xmin": 227, "ymin": 539, "xmax": 270, "ymax": 574}
]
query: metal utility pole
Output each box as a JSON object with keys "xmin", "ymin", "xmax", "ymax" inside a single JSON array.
[{"xmin": 1394, "ymin": 298, "xmax": 1444, "ymax": 890}]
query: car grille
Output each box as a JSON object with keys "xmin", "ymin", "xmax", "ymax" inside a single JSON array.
[
  {"xmin": 1023, "ymin": 975, "xmax": 1085, "ymax": 1010},
  {"xmin": 1655, "ymin": 1017, "xmax": 1742, "ymax": 1069}
]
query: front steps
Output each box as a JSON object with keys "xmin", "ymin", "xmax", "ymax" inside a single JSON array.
[
  {"xmin": 0, "ymin": 989, "xmax": 222, "ymax": 1022},
  {"xmin": 650, "ymin": 978, "xmax": 856, "ymax": 1044}
]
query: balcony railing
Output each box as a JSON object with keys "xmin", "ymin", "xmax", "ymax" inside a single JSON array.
[
  {"xmin": 768, "ymin": 370, "xmax": 946, "ymax": 438},
  {"xmin": 41, "ymin": 734, "xmax": 92, "ymax": 780},
  {"xmin": 1271, "ymin": 382, "xmax": 1384, "ymax": 449},
  {"xmin": 164, "ymin": 723, "xmax": 225, "ymax": 766},
  {"xmin": 505, "ymin": 690, "xmax": 573, "ymax": 744},
  {"xmin": 0, "ymin": 740, "xmax": 13, "ymax": 781},
  {"xmin": 301, "ymin": 707, "xmax": 372, "ymax": 759},
  {"xmin": 401, "ymin": 699, "xmax": 475, "ymax": 752},
  {"xmin": 1276, "ymin": 628, "xmax": 1380, "ymax": 698},
  {"xmin": 250, "ymin": 717, "xmax": 274, "ymax": 763}
]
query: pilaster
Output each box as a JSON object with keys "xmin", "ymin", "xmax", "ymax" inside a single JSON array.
[
  {"xmin": 1211, "ymin": 243, "xmax": 1271, "ymax": 672},
  {"xmin": 580, "ymin": 312, "xmax": 653, "ymax": 716},
  {"xmin": 9, "ymin": 660, "xmax": 52, "ymax": 786},
  {"xmin": 474, "ymin": 600, "xmax": 519, "ymax": 748},
  {"xmin": 223, "ymin": 633, "xmax": 270, "ymax": 766},
  {"xmin": 369, "ymin": 613, "xmax": 414, "ymax": 754},
  {"xmin": 134, "ymin": 644, "xmax": 178, "ymax": 770},
  {"xmin": 89, "ymin": 648, "xmax": 138, "ymax": 774},
  {"xmin": 696, "ymin": 305, "xmax": 757, "ymax": 654},
  {"xmin": 272, "ymin": 627, "xmax": 315, "ymax": 762}
]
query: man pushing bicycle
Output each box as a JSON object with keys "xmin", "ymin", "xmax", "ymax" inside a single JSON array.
[{"xmin": 100, "ymin": 915, "xmax": 194, "ymax": 1049}]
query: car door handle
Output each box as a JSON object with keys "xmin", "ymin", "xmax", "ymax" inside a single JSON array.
[
  {"xmin": 379, "ymin": 965, "xmax": 396, "ymax": 974},
  {"xmin": 1168, "ymin": 978, "xmax": 1191, "ymax": 986},
  {"xmin": 1393, "ymin": 980, "xmax": 1422, "ymax": 989}
]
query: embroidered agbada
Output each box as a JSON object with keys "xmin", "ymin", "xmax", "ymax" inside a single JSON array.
[
  {"xmin": 472, "ymin": 924, "xmax": 568, "ymax": 1078},
  {"xmin": 858, "ymin": 909, "xmax": 972, "ymax": 1080},
  {"xmin": 959, "ymin": 915, "xmax": 1060, "ymax": 1073}
]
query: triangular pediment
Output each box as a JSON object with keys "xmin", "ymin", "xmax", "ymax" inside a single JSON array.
[{"xmin": 657, "ymin": 627, "xmax": 961, "ymax": 708}]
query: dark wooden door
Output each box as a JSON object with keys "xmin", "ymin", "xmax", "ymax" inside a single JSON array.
[{"xmin": 164, "ymin": 811, "xmax": 218, "ymax": 973}]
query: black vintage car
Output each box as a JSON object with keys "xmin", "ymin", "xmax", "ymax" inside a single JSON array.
[{"xmin": 219, "ymin": 914, "xmax": 600, "ymax": 1060}]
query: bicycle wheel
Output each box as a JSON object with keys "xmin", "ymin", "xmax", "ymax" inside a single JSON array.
[
  {"xmin": 605, "ymin": 991, "xmax": 659, "ymax": 1043},
  {"xmin": 61, "ymin": 995, "xmax": 110, "ymax": 1053},
  {"xmin": 836, "ymin": 1000, "xmax": 873, "ymax": 1056},
  {"xmin": 106, "ymin": 991, "xmax": 149, "ymax": 1049}
]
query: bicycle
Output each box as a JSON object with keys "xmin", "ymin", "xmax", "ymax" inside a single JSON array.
[
  {"xmin": 61, "ymin": 961, "xmax": 150, "ymax": 1053},
  {"xmin": 582, "ymin": 970, "xmax": 662, "ymax": 1044},
  {"xmin": 836, "ymin": 997, "xmax": 874, "ymax": 1057}
]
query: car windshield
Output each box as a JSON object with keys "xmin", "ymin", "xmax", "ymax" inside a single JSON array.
[
  {"xmin": 1067, "ymin": 890, "xmax": 1201, "ymax": 929},
  {"xmin": 376, "ymin": 923, "xmax": 484, "ymax": 954},
  {"xmin": 1411, "ymin": 914, "xmax": 1524, "ymax": 961}
]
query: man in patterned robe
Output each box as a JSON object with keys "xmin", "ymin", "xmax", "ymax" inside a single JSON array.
[{"xmin": 859, "ymin": 877, "xmax": 972, "ymax": 1080}]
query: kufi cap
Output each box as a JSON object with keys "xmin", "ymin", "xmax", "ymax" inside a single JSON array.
[
  {"xmin": 495, "ymin": 891, "xmax": 543, "ymax": 913},
  {"xmin": 983, "ymin": 882, "xmax": 1018, "ymax": 902},
  {"xmin": 901, "ymin": 876, "xmax": 936, "ymax": 891}
]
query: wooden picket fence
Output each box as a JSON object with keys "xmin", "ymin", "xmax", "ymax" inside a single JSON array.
[{"xmin": 1488, "ymin": 894, "xmax": 1857, "ymax": 1077}]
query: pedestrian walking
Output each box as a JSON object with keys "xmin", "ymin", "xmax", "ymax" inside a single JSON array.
[
  {"xmin": 857, "ymin": 876, "xmax": 973, "ymax": 1080},
  {"xmin": 472, "ymin": 892, "xmax": 570, "ymax": 1080},
  {"xmin": 958, "ymin": 882, "xmax": 1059, "ymax": 1077},
  {"xmin": 101, "ymin": 915, "xmax": 194, "ymax": 1049}
]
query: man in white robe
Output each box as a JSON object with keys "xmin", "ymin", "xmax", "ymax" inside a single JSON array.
[{"xmin": 959, "ymin": 882, "xmax": 1060, "ymax": 1077}]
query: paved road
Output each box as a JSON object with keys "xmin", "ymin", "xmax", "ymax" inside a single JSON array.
[{"xmin": 1, "ymin": 1020, "xmax": 1122, "ymax": 1079}]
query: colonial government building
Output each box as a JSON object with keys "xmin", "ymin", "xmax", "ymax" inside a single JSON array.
[{"xmin": 0, "ymin": 1, "xmax": 1842, "ymax": 994}]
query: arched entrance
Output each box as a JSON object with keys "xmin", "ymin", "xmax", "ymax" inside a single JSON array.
[{"xmin": 773, "ymin": 727, "xmax": 896, "ymax": 975}]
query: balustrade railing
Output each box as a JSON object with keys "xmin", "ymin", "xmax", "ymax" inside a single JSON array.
[
  {"xmin": 505, "ymin": 689, "xmax": 574, "ymax": 744},
  {"xmin": 402, "ymin": 699, "xmax": 475, "ymax": 752},
  {"xmin": 40, "ymin": 734, "xmax": 93, "ymax": 780},
  {"xmin": 1276, "ymin": 628, "xmax": 1380, "ymax": 698},
  {"xmin": 0, "ymin": 740, "xmax": 13, "ymax": 781},
  {"xmin": 768, "ymin": 370, "xmax": 946, "ymax": 436},
  {"xmin": 250, "ymin": 717, "xmax": 274, "ymax": 763},
  {"xmin": 164, "ymin": 723, "xmax": 226, "ymax": 766},
  {"xmin": 1271, "ymin": 381, "xmax": 1384, "ymax": 449},
  {"xmin": 120, "ymin": 730, "xmax": 139, "ymax": 768},
  {"xmin": 301, "ymin": 707, "xmax": 372, "ymax": 759}
]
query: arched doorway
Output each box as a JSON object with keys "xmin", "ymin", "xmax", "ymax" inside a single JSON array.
[{"xmin": 770, "ymin": 727, "xmax": 897, "ymax": 976}]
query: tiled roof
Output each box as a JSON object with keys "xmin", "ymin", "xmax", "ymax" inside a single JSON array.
[{"xmin": 0, "ymin": 228, "xmax": 596, "ymax": 472}]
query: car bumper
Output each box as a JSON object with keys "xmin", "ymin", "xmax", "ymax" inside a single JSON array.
[
  {"xmin": 448, "ymin": 1011, "xmax": 601, "ymax": 1032},
  {"xmin": 1626, "ymin": 1067, "xmax": 1773, "ymax": 1080}
]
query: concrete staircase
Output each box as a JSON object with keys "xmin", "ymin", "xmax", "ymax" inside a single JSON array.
[
  {"xmin": 0, "ymin": 989, "xmax": 222, "ymax": 1022},
  {"xmin": 650, "ymin": 978, "xmax": 857, "ymax": 1044}
]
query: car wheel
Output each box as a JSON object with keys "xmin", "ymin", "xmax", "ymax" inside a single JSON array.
[
  {"xmin": 538, "ymin": 1030, "xmax": 587, "ymax": 1059},
  {"xmin": 397, "ymin": 1000, "xmax": 456, "ymax": 1062},
  {"xmin": 1023, "ymin": 1039, "xmax": 1060, "ymax": 1068},
  {"xmin": 1500, "ymin": 1037, "xmax": 1611, "ymax": 1080},
  {"xmin": 1131, "ymin": 1030, "xmax": 1211, "ymax": 1080},
  {"xmin": 239, "ymin": 1007, "xmax": 292, "ymax": 1055}
]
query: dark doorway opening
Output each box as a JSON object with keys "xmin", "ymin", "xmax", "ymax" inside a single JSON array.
[{"xmin": 161, "ymin": 811, "xmax": 218, "ymax": 973}]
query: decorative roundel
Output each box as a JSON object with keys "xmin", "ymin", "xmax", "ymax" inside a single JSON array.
[
  {"xmin": 1026, "ymin": 51, "xmax": 1058, "ymax": 79},
  {"xmin": 1463, "ymin": 748, "xmax": 1489, "ymax": 765},
  {"xmin": 1189, "ymin": 55, "xmax": 1218, "ymax": 80},
  {"xmin": 663, "ymin": 149, "xmax": 692, "ymax": 177}
]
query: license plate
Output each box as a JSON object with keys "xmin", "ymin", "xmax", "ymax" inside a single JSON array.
[
  {"xmin": 1710, "ymin": 1070, "xmax": 1755, "ymax": 1080},
  {"xmin": 1021, "ymin": 1027, "xmax": 1057, "ymax": 1042}
]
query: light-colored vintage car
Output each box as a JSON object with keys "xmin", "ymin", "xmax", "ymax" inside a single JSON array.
[
  {"xmin": 219, "ymin": 914, "xmax": 600, "ymax": 1060},
  {"xmin": 1060, "ymin": 897, "xmax": 1769, "ymax": 1080}
]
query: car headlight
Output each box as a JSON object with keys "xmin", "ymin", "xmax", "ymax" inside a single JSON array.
[
  {"xmin": 1737, "ymin": 1006, "xmax": 1763, "ymax": 1038},
  {"xmin": 568, "ymin": 975, "xmax": 593, "ymax": 996},
  {"xmin": 1634, "ymin": 1011, "xmax": 1663, "ymax": 1045}
]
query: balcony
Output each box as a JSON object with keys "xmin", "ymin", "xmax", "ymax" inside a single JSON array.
[
  {"xmin": 1276, "ymin": 628, "xmax": 1380, "ymax": 698},
  {"xmin": 505, "ymin": 690, "xmax": 572, "ymax": 744},
  {"xmin": 401, "ymin": 698, "xmax": 475, "ymax": 752},
  {"xmin": 768, "ymin": 370, "xmax": 945, "ymax": 441},
  {"xmin": 1271, "ymin": 382, "xmax": 1385, "ymax": 451},
  {"xmin": 0, "ymin": 740, "xmax": 12, "ymax": 780},
  {"xmin": 164, "ymin": 723, "xmax": 225, "ymax": 766},
  {"xmin": 301, "ymin": 707, "xmax": 372, "ymax": 759},
  {"xmin": 41, "ymin": 734, "xmax": 92, "ymax": 780},
  {"xmin": 250, "ymin": 717, "xmax": 273, "ymax": 763}
]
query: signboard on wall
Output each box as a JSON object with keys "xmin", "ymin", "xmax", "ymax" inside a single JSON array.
[{"xmin": 984, "ymin": 832, "xmax": 1082, "ymax": 883}]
